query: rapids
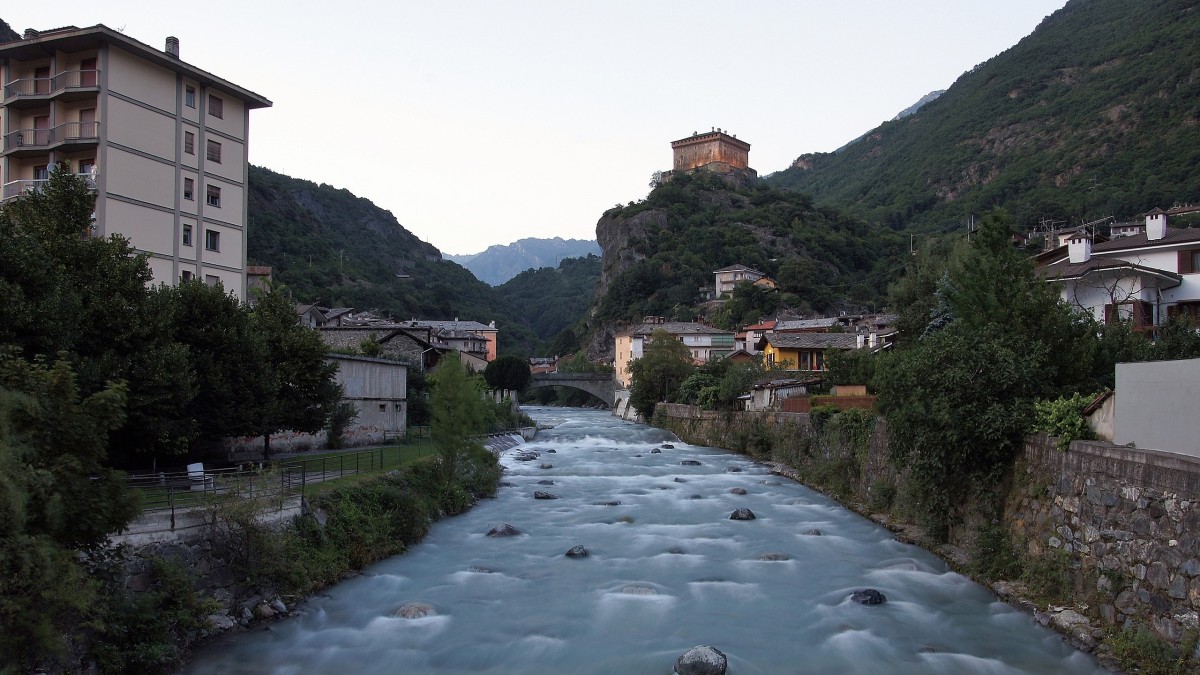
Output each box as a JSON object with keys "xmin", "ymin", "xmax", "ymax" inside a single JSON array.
[{"xmin": 184, "ymin": 407, "xmax": 1101, "ymax": 674}]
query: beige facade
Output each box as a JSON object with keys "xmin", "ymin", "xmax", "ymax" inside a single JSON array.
[
  {"xmin": 0, "ymin": 25, "xmax": 270, "ymax": 300},
  {"xmin": 613, "ymin": 318, "xmax": 735, "ymax": 388}
]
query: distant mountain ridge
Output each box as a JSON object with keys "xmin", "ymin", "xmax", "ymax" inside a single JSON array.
[
  {"xmin": 446, "ymin": 237, "xmax": 601, "ymax": 286},
  {"xmin": 768, "ymin": 0, "xmax": 1200, "ymax": 232}
]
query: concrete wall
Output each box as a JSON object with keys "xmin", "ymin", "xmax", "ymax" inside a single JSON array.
[{"xmin": 1115, "ymin": 358, "xmax": 1200, "ymax": 457}]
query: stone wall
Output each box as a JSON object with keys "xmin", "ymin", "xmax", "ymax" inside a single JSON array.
[{"xmin": 1009, "ymin": 434, "xmax": 1200, "ymax": 640}]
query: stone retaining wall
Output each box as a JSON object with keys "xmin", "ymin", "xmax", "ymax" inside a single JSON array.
[{"xmin": 1009, "ymin": 434, "xmax": 1200, "ymax": 640}]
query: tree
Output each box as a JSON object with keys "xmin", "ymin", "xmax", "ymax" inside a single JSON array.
[
  {"xmin": 429, "ymin": 357, "xmax": 488, "ymax": 487},
  {"xmin": 628, "ymin": 329, "xmax": 694, "ymax": 419},
  {"xmin": 483, "ymin": 355, "xmax": 532, "ymax": 393},
  {"xmin": 250, "ymin": 285, "xmax": 341, "ymax": 460}
]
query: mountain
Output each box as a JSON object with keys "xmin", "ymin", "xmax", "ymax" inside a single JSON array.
[
  {"xmin": 768, "ymin": 0, "xmax": 1200, "ymax": 233},
  {"xmin": 0, "ymin": 18, "xmax": 20, "ymax": 43},
  {"xmin": 446, "ymin": 237, "xmax": 601, "ymax": 286},
  {"xmin": 246, "ymin": 166, "xmax": 546, "ymax": 355},
  {"xmin": 579, "ymin": 170, "xmax": 903, "ymax": 361},
  {"xmin": 495, "ymin": 254, "xmax": 602, "ymax": 353},
  {"xmin": 891, "ymin": 90, "xmax": 945, "ymax": 121}
]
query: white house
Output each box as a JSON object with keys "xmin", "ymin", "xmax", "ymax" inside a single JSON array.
[{"xmin": 1039, "ymin": 209, "xmax": 1200, "ymax": 327}]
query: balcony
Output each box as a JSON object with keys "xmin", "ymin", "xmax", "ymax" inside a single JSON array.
[
  {"xmin": 2, "ymin": 122, "xmax": 99, "ymax": 157},
  {"xmin": 1, "ymin": 173, "xmax": 96, "ymax": 202},
  {"xmin": 3, "ymin": 70, "xmax": 100, "ymax": 106}
]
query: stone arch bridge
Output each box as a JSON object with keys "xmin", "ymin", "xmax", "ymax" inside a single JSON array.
[{"xmin": 528, "ymin": 372, "xmax": 617, "ymax": 407}]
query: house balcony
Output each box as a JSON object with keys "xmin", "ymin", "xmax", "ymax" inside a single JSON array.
[
  {"xmin": 3, "ymin": 70, "xmax": 100, "ymax": 107},
  {"xmin": 2, "ymin": 122, "xmax": 100, "ymax": 157},
  {"xmin": 1, "ymin": 174, "xmax": 96, "ymax": 202}
]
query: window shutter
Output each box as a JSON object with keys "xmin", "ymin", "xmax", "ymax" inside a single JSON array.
[
  {"xmin": 1180, "ymin": 250, "xmax": 1194, "ymax": 274},
  {"xmin": 1104, "ymin": 304, "xmax": 1114, "ymax": 324}
]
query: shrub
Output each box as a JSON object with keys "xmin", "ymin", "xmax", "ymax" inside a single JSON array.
[{"xmin": 1033, "ymin": 392, "xmax": 1097, "ymax": 451}]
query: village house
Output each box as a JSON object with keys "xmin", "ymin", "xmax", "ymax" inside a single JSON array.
[
  {"xmin": 713, "ymin": 264, "xmax": 769, "ymax": 299},
  {"xmin": 1039, "ymin": 209, "xmax": 1200, "ymax": 327},
  {"xmin": 756, "ymin": 332, "xmax": 861, "ymax": 372},
  {"xmin": 614, "ymin": 317, "xmax": 735, "ymax": 388}
]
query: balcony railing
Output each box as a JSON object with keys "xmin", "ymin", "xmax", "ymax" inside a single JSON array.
[
  {"xmin": 1, "ymin": 174, "xmax": 96, "ymax": 201},
  {"xmin": 2, "ymin": 122, "xmax": 99, "ymax": 153},
  {"xmin": 3, "ymin": 69, "xmax": 99, "ymax": 101}
]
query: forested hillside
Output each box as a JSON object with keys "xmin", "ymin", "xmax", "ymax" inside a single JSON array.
[
  {"xmin": 768, "ymin": 0, "xmax": 1200, "ymax": 232},
  {"xmin": 0, "ymin": 18, "xmax": 20, "ymax": 42},
  {"xmin": 580, "ymin": 171, "xmax": 904, "ymax": 358},
  {"xmin": 447, "ymin": 237, "xmax": 601, "ymax": 285},
  {"xmin": 495, "ymin": 254, "xmax": 601, "ymax": 354},
  {"xmin": 246, "ymin": 166, "xmax": 545, "ymax": 354}
]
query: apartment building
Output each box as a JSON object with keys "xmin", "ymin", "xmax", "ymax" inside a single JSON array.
[
  {"xmin": 0, "ymin": 25, "xmax": 270, "ymax": 299},
  {"xmin": 613, "ymin": 316, "xmax": 734, "ymax": 388}
]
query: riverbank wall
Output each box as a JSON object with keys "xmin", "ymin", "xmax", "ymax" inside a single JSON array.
[{"xmin": 656, "ymin": 403, "xmax": 1200, "ymax": 666}]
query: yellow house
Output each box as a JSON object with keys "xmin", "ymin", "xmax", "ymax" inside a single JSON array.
[{"xmin": 757, "ymin": 333, "xmax": 859, "ymax": 372}]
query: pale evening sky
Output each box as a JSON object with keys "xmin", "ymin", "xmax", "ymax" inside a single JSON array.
[{"xmin": 7, "ymin": 1, "xmax": 1067, "ymax": 255}]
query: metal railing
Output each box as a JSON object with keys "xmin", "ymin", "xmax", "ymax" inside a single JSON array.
[
  {"xmin": 3, "ymin": 69, "xmax": 99, "ymax": 100},
  {"xmin": 1, "ymin": 173, "xmax": 96, "ymax": 201},
  {"xmin": 3, "ymin": 122, "xmax": 99, "ymax": 152}
]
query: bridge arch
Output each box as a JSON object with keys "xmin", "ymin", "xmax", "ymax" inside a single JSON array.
[{"xmin": 528, "ymin": 373, "xmax": 616, "ymax": 408}]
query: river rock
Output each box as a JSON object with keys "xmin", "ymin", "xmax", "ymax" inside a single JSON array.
[
  {"xmin": 253, "ymin": 602, "xmax": 277, "ymax": 619},
  {"xmin": 674, "ymin": 477, "xmax": 687, "ymax": 483},
  {"xmin": 725, "ymin": 466, "xmax": 742, "ymax": 473},
  {"xmin": 206, "ymin": 613, "xmax": 236, "ymax": 631},
  {"xmin": 545, "ymin": 449, "xmax": 557, "ymax": 453},
  {"xmin": 487, "ymin": 524, "xmax": 521, "ymax": 537},
  {"xmin": 514, "ymin": 451, "xmax": 539, "ymax": 462},
  {"xmin": 805, "ymin": 528, "xmax": 823, "ymax": 536},
  {"xmin": 730, "ymin": 508, "xmax": 757, "ymax": 521},
  {"xmin": 620, "ymin": 584, "xmax": 657, "ymax": 595},
  {"xmin": 537, "ymin": 479, "xmax": 555, "ymax": 485},
  {"xmin": 674, "ymin": 645, "xmax": 727, "ymax": 675},
  {"xmin": 850, "ymin": 589, "xmax": 887, "ymax": 605},
  {"xmin": 394, "ymin": 602, "xmax": 436, "ymax": 619},
  {"xmin": 662, "ymin": 444, "xmax": 675, "ymax": 449},
  {"xmin": 270, "ymin": 598, "xmax": 287, "ymax": 615},
  {"xmin": 681, "ymin": 460, "xmax": 702, "ymax": 466},
  {"xmin": 592, "ymin": 500, "xmax": 621, "ymax": 506},
  {"xmin": 534, "ymin": 491, "xmax": 559, "ymax": 500},
  {"xmin": 758, "ymin": 553, "xmax": 791, "ymax": 561},
  {"xmin": 499, "ymin": 481, "xmax": 515, "ymax": 487},
  {"xmin": 651, "ymin": 448, "xmax": 662, "ymax": 454},
  {"xmin": 540, "ymin": 463, "xmax": 553, "ymax": 469},
  {"xmin": 566, "ymin": 545, "xmax": 589, "ymax": 558},
  {"xmin": 730, "ymin": 487, "xmax": 747, "ymax": 495},
  {"xmin": 688, "ymin": 494, "xmax": 702, "ymax": 499}
]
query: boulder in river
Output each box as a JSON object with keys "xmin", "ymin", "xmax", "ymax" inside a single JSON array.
[
  {"xmin": 537, "ymin": 479, "xmax": 555, "ymax": 485},
  {"xmin": 513, "ymin": 451, "xmax": 539, "ymax": 462},
  {"xmin": 850, "ymin": 589, "xmax": 887, "ymax": 605},
  {"xmin": 545, "ymin": 449, "xmax": 557, "ymax": 453},
  {"xmin": 725, "ymin": 466, "xmax": 742, "ymax": 473},
  {"xmin": 486, "ymin": 524, "xmax": 521, "ymax": 537},
  {"xmin": 620, "ymin": 584, "xmax": 657, "ymax": 595},
  {"xmin": 729, "ymin": 487, "xmax": 747, "ymax": 495},
  {"xmin": 674, "ymin": 645, "xmax": 727, "ymax": 675},
  {"xmin": 650, "ymin": 448, "xmax": 662, "ymax": 454},
  {"xmin": 729, "ymin": 508, "xmax": 757, "ymax": 521},
  {"xmin": 534, "ymin": 491, "xmax": 559, "ymax": 500},
  {"xmin": 804, "ymin": 528, "xmax": 823, "ymax": 536},
  {"xmin": 565, "ymin": 545, "xmax": 589, "ymax": 558},
  {"xmin": 394, "ymin": 602, "xmax": 436, "ymax": 619},
  {"xmin": 758, "ymin": 553, "xmax": 791, "ymax": 561},
  {"xmin": 662, "ymin": 443, "xmax": 675, "ymax": 449},
  {"xmin": 539, "ymin": 463, "xmax": 553, "ymax": 469},
  {"xmin": 681, "ymin": 460, "xmax": 702, "ymax": 466},
  {"xmin": 674, "ymin": 477, "xmax": 687, "ymax": 483}
]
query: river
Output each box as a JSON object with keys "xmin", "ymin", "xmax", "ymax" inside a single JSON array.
[{"xmin": 185, "ymin": 407, "xmax": 1101, "ymax": 674}]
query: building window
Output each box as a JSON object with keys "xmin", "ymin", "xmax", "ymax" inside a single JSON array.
[
  {"xmin": 205, "ymin": 275, "xmax": 220, "ymax": 287},
  {"xmin": 1179, "ymin": 249, "xmax": 1200, "ymax": 274},
  {"xmin": 181, "ymin": 270, "xmax": 193, "ymax": 282},
  {"xmin": 206, "ymin": 185, "xmax": 221, "ymax": 207},
  {"xmin": 33, "ymin": 165, "xmax": 49, "ymax": 180},
  {"xmin": 1169, "ymin": 302, "xmax": 1200, "ymax": 322},
  {"xmin": 379, "ymin": 404, "xmax": 386, "ymax": 413},
  {"xmin": 205, "ymin": 229, "xmax": 220, "ymax": 251},
  {"xmin": 183, "ymin": 177, "xmax": 194, "ymax": 201},
  {"xmin": 1105, "ymin": 300, "xmax": 1154, "ymax": 329},
  {"xmin": 182, "ymin": 224, "xmax": 192, "ymax": 246},
  {"xmin": 206, "ymin": 139, "xmax": 221, "ymax": 163},
  {"xmin": 209, "ymin": 94, "xmax": 223, "ymax": 119},
  {"xmin": 184, "ymin": 131, "xmax": 195, "ymax": 155},
  {"xmin": 185, "ymin": 85, "xmax": 196, "ymax": 108}
]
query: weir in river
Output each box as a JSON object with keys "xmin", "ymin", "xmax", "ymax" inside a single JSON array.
[{"xmin": 185, "ymin": 407, "xmax": 1102, "ymax": 674}]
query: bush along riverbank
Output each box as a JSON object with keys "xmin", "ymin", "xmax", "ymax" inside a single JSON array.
[
  {"xmin": 86, "ymin": 443, "xmax": 503, "ymax": 674},
  {"xmin": 655, "ymin": 403, "xmax": 1200, "ymax": 675}
]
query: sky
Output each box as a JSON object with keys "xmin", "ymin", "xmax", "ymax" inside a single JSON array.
[{"xmin": 6, "ymin": 1, "xmax": 1068, "ymax": 255}]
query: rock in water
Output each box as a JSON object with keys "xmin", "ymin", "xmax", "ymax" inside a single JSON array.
[
  {"xmin": 674, "ymin": 477, "xmax": 687, "ymax": 483},
  {"xmin": 729, "ymin": 508, "xmax": 757, "ymax": 520},
  {"xmin": 729, "ymin": 487, "xmax": 747, "ymax": 495},
  {"xmin": 533, "ymin": 491, "xmax": 559, "ymax": 500},
  {"xmin": 545, "ymin": 448, "xmax": 557, "ymax": 453},
  {"xmin": 725, "ymin": 466, "xmax": 742, "ymax": 473},
  {"xmin": 674, "ymin": 645, "xmax": 727, "ymax": 675},
  {"xmin": 804, "ymin": 528, "xmax": 823, "ymax": 536},
  {"xmin": 662, "ymin": 443, "xmax": 675, "ymax": 449},
  {"xmin": 486, "ymin": 524, "xmax": 521, "ymax": 537},
  {"xmin": 539, "ymin": 463, "xmax": 553, "ymax": 469},
  {"xmin": 758, "ymin": 553, "xmax": 791, "ymax": 561},
  {"xmin": 537, "ymin": 479, "xmax": 555, "ymax": 485},
  {"xmin": 394, "ymin": 602, "xmax": 436, "ymax": 619},
  {"xmin": 850, "ymin": 589, "xmax": 887, "ymax": 605},
  {"xmin": 565, "ymin": 545, "xmax": 589, "ymax": 558},
  {"xmin": 650, "ymin": 448, "xmax": 662, "ymax": 454},
  {"xmin": 681, "ymin": 460, "xmax": 702, "ymax": 466}
]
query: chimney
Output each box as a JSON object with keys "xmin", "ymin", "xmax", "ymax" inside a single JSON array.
[
  {"xmin": 165, "ymin": 36, "xmax": 180, "ymax": 58},
  {"xmin": 23, "ymin": 29, "xmax": 39, "ymax": 40},
  {"xmin": 856, "ymin": 334, "xmax": 865, "ymax": 350},
  {"xmin": 1146, "ymin": 208, "xmax": 1167, "ymax": 241},
  {"xmin": 868, "ymin": 332, "xmax": 878, "ymax": 349},
  {"xmin": 1067, "ymin": 228, "xmax": 1093, "ymax": 263}
]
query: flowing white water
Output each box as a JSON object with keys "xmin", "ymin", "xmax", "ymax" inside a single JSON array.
[{"xmin": 185, "ymin": 407, "xmax": 1102, "ymax": 674}]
